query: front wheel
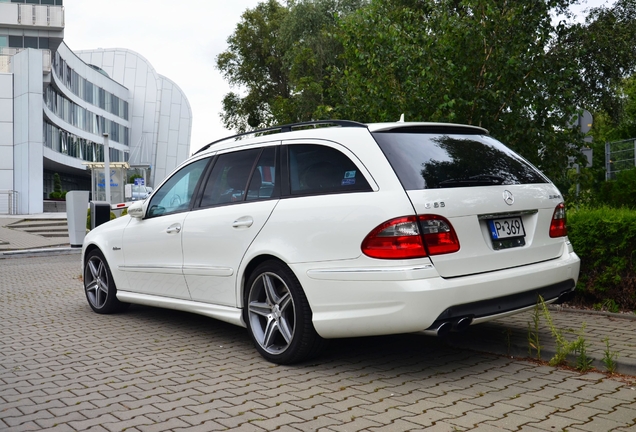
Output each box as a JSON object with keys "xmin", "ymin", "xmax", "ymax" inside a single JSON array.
[
  {"xmin": 245, "ymin": 261, "xmax": 324, "ymax": 364},
  {"xmin": 84, "ymin": 249, "xmax": 128, "ymax": 314}
]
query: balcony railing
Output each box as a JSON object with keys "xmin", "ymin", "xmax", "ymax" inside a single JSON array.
[
  {"xmin": 0, "ymin": 3, "xmax": 64, "ymax": 29},
  {"xmin": 0, "ymin": 47, "xmax": 51, "ymax": 73},
  {"xmin": 0, "ymin": 190, "xmax": 18, "ymax": 215}
]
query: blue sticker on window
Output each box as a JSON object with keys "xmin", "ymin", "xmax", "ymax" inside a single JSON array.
[
  {"xmin": 344, "ymin": 170, "xmax": 356, "ymax": 179},
  {"xmin": 341, "ymin": 178, "xmax": 356, "ymax": 186}
]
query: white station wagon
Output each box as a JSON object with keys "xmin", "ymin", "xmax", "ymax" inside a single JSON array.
[{"xmin": 82, "ymin": 120, "xmax": 581, "ymax": 364}]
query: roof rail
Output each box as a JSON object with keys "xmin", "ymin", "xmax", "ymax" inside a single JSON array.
[{"xmin": 195, "ymin": 120, "xmax": 367, "ymax": 155}]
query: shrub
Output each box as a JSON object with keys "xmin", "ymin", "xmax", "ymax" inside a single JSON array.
[
  {"xmin": 49, "ymin": 173, "xmax": 68, "ymax": 200},
  {"xmin": 129, "ymin": 174, "xmax": 143, "ymax": 184},
  {"xmin": 598, "ymin": 168, "xmax": 636, "ymax": 209},
  {"xmin": 568, "ymin": 206, "xmax": 636, "ymax": 310},
  {"xmin": 53, "ymin": 172, "xmax": 62, "ymax": 194},
  {"xmin": 86, "ymin": 208, "xmax": 117, "ymax": 231}
]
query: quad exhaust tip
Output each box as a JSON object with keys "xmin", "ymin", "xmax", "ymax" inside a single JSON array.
[
  {"xmin": 454, "ymin": 316, "xmax": 473, "ymax": 332},
  {"xmin": 424, "ymin": 316, "xmax": 473, "ymax": 337},
  {"xmin": 436, "ymin": 321, "xmax": 453, "ymax": 337}
]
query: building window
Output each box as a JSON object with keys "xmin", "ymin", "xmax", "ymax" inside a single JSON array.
[
  {"xmin": 8, "ymin": 36, "xmax": 22, "ymax": 48},
  {"xmin": 44, "ymin": 86, "xmax": 129, "ymax": 145},
  {"xmin": 11, "ymin": 0, "xmax": 62, "ymax": 3},
  {"xmin": 52, "ymin": 51, "xmax": 130, "ymax": 121},
  {"xmin": 44, "ymin": 121, "xmax": 124, "ymax": 164},
  {"xmin": 24, "ymin": 36, "xmax": 38, "ymax": 49}
]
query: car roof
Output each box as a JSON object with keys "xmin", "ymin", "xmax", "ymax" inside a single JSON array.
[{"xmin": 193, "ymin": 120, "xmax": 489, "ymax": 157}]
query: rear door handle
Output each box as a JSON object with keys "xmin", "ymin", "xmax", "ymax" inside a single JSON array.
[
  {"xmin": 166, "ymin": 223, "xmax": 181, "ymax": 234},
  {"xmin": 232, "ymin": 216, "xmax": 253, "ymax": 228}
]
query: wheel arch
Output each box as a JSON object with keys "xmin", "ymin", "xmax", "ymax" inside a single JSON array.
[
  {"xmin": 83, "ymin": 243, "xmax": 102, "ymax": 264},
  {"xmin": 239, "ymin": 254, "xmax": 294, "ymax": 309}
]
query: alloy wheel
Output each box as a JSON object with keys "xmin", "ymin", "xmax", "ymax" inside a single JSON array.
[{"xmin": 247, "ymin": 272, "xmax": 296, "ymax": 355}]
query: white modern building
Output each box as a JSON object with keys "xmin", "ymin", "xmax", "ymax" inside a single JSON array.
[{"xmin": 0, "ymin": 0, "xmax": 192, "ymax": 214}]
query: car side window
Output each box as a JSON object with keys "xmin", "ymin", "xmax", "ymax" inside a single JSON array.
[
  {"xmin": 289, "ymin": 144, "xmax": 371, "ymax": 195},
  {"xmin": 146, "ymin": 158, "xmax": 209, "ymax": 218},
  {"xmin": 246, "ymin": 147, "xmax": 277, "ymax": 201},
  {"xmin": 199, "ymin": 148, "xmax": 263, "ymax": 207}
]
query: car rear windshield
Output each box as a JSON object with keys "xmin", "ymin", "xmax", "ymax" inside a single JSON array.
[{"xmin": 372, "ymin": 130, "xmax": 548, "ymax": 190}]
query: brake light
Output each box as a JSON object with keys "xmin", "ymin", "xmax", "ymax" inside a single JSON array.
[
  {"xmin": 361, "ymin": 215, "xmax": 460, "ymax": 259},
  {"xmin": 549, "ymin": 203, "xmax": 567, "ymax": 238},
  {"xmin": 361, "ymin": 216, "xmax": 427, "ymax": 259},
  {"xmin": 419, "ymin": 215, "xmax": 460, "ymax": 255}
]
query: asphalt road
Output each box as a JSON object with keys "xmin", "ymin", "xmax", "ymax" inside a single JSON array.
[{"xmin": 1, "ymin": 254, "xmax": 635, "ymax": 431}]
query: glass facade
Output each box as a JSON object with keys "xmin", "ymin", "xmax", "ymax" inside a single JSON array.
[
  {"xmin": 10, "ymin": 0, "xmax": 63, "ymax": 5},
  {"xmin": 44, "ymin": 121, "xmax": 128, "ymax": 163},
  {"xmin": 44, "ymin": 86, "xmax": 129, "ymax": 145},
  {"xmin": 43, "ymin": 170, "xmax": 91, "ymax": 199},
  {"xmin": 8, "ymin": 36, "xmax": 50, "ymax": 49},
  {"xmin": 53, "ymin": 50, "xmax": 129, "ymax": 121}
]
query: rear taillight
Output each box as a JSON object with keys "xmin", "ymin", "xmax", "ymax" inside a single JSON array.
[
  {"xmin": 361, "ymin": 216, "xmax": 427, "ymax": 259},
  {"xmin": 549, "ymin": 203, "xmax": 567, "ymax": 238},
  {"xmin": 361, "ymin": 215, "xmax": 460, "ymax": 259},
  {"xmin": 419, "ymin": 215, "xmax": 461, "ymax": 255}
]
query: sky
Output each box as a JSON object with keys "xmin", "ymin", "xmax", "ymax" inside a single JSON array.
[{"xmin": 63, "ymin": 0, "xmax": 615, "ymax": 155}]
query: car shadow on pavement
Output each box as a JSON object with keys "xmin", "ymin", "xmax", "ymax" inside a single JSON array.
[{"xmin": 110, "ymin": 304, "xmax": 489, "ymax": 372}]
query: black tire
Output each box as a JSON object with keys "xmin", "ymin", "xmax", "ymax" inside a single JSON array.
[
  {"xmin": 244, "ymin": 260, "xmax": 325, "ymax": 364},
  {"xmin": 83, "ymin": 249, "xmax": 128, "ymax": 314}
]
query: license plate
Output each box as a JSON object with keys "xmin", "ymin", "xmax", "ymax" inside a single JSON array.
[{"xmin": 488, "ymin": 217, "xmax": 526, "ymax": 240}]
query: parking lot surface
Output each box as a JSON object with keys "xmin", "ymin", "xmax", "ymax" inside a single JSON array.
[{"xmin": 1, "ymin": 254, "xmax": 636, "ymax": 431}]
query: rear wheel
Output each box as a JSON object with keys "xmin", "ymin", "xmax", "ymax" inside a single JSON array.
[
  {"xmin": 245, "ymin": 260, "xmax": 324, "ymax": 364},
  {"xmin": 84, "ymin": 249, "xmax": 128, "ymax": 314}
]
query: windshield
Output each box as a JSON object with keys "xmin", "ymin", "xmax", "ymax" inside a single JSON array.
[{"xmin": 372, "ymin": 132, "xmax": 548, "ymax": 190}]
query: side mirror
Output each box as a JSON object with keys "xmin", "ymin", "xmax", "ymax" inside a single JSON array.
[{"xmin": 128, "ymin": 201, "xmax": 144, "ymax": 219}]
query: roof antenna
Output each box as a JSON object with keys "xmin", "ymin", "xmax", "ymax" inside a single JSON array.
[{"xmin": 398, "ymin": 113, "xmax": 405, "ymax": 123}]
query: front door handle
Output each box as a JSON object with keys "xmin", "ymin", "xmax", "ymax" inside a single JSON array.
[
  {"xmin": 232, "ymin": 216, "xmax": 253, "ymax": 228},
  {"xmin": 166, "ymin": 223, "xmax": 181, "ymax": 234}
]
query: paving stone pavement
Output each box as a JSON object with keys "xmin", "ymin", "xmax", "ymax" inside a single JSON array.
[
  {"xmin": 0, "ymin": 216, "xmax": 70, "ymax": 252},
  {"xmin": 1, "ymin": 254, "xmax": 636, "ymax": 432}
]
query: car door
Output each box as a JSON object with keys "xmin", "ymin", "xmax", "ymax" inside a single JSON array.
[
  {"xmin": 181, "ymin": 145, "xmax": 280, "ymax": 307},
  {"xmin": 121, "ymin": 157, "xmax": 210, "ymax": 299}
]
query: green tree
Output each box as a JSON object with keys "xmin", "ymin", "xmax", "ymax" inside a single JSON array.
[
  {"xmin": 218, "ymin": 0, "xmax": 636, "ymax": 185},
  {"xmin": 49, "ymin": 172, "xmax": 65, "ymax": 200},
  {"xmin": 216, "ymin": 0, "xmax": 367, "ymax": 132},
  {"xmin": 216, "ymin": 0, "xmax": 290, "ymax": 132},
  {"xmin": 330, "ymin": 0, "xmax": 636, "ymax": 182}
]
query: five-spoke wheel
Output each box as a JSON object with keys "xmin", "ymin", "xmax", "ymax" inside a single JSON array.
[
  {"xmin": 245, "ymin": 261, "xmax": 324, "ymax": 364},
  {"xmin": 84, "ymin": 250, "xmax": 127, "ymax": 314}
]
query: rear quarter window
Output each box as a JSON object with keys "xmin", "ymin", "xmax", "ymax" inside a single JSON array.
[
  {"xmin": 288, "ymin": 144, "xmax": 371, "ymax": 195},
  {"xmin": 372, "ymin": 131, "xmax": 548, "ymax": 190}
]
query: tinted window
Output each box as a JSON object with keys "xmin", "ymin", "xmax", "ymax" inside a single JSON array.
[
  {"xmin": 246, "ymin": 147, "xmax": 277, "ymax": 201},
  {"xmin": 373, "ymin": 132, "xmax": 547, "ymax": 190},
  {"xmin": 23, "ymin": 36, "xmax": 38, "ymax": 49},
  {"xmin": 199, "ymin": 148, "xmax": 263, "ymax": 207},
  {"xmin": 289, "ymin": 144, "xmax": 371, "ymax": 195},
  {"xmin": 147, "ymin": 158, "xmax": 209, "ymax": 218},
  {"xmin": 8, "ymin": 36, "xmax": 22, "ymax": 48}
]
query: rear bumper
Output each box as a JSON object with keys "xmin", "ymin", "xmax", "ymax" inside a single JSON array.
[
  {"xmin": 294, "ymin": 247, "xmax": 580, "ymax": 339},
  {"xmin": 425, "ymin": 278, "xmax": 575, "ymax": 331}
]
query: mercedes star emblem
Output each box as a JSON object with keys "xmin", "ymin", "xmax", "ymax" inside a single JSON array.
[{"xmin": 503, "ymin": 190, "xmax": 514, "ymax": 206}]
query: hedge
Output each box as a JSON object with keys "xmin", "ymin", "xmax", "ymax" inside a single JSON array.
[{"xmin": 567, "ymin": 207, "xmax": 636, "ymax": 311}]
